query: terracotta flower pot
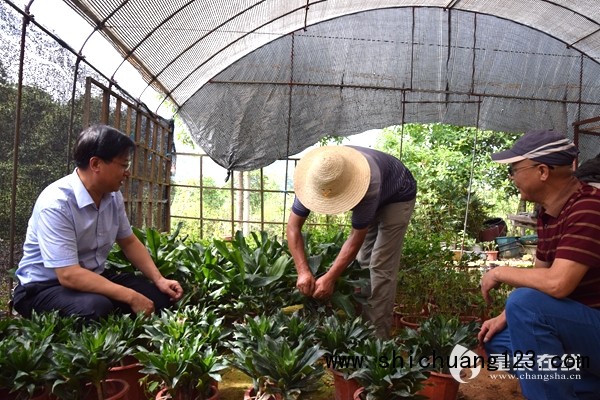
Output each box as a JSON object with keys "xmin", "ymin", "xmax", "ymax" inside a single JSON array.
[
  {"xmin": 398, "ymin": 314, "xmax": 428, "ymax": 330},
  {"xmin": 485, "ymin": 250, "xmax": 499, "ymax": 261},
  {"xmin": 84, "ymin": 378, "xmax": 130, "ymax": 400},
  {"xmin": 352, "ymin": 387, "xmax": 365, "ymax": 400},
  {"xmin": 156, "ymin": 381, "xmax": 219, "ymax": 400},
  {"xmin": 417, "ymin": 371, "xmax": 460, "ymax": 400},
  {"xmin": 107, "ymin": 355, "xmax": 145, "ymax": 400},
  {"xmin": 331, "ymin": 368, "xmax": 361, "ymax": 400},
  {"xmin": 392, "ymin": 304, "xmax": 405, "ymax": 330}
]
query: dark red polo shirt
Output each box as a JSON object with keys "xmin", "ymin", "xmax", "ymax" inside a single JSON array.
[{"xmin": 537, "ymin": 183, "xmax": 600, "ymax": 308}]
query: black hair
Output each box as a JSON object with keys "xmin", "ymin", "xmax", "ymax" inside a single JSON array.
[{"xmin": 73, "ymin": 124, "xmax": 135, "ymax": 169}]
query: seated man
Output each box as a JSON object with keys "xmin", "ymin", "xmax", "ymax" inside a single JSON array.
[
  {"xmin": 479, "ymin": 129, "xmax": 600, "ymax": 399},
  {"xmin": 13, "ymin": 124, "xmax": 183, "ymax": 320}
]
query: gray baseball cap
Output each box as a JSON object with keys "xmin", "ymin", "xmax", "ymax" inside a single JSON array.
[{"xmin": 492, "ymin": 129, "xmax": 579, "ymax": 165}]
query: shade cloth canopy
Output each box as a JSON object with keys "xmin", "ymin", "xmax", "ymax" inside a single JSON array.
[{"xmin": 60, "ymin": 0, "xmax": 600, "ymax": 170}]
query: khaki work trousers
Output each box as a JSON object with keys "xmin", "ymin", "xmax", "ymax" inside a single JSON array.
[{"xmin": 357, "ymin": 198, "xmax": 415, "ymax": 338}]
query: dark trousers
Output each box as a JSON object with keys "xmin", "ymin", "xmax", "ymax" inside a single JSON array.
[{"xmin": 13, "ymin": 271, "xmax": 173, "ymax": 320}]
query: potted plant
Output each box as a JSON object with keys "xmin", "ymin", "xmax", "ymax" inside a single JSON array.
[
  {"xmin": 211, "ymin": 231, "xmax": 296, "ymax": 320},
  {"xmin": 294, "ymin": 231, "xmax": 371, "ymax": 317},
  {"xmin": 428, "ymin": 266, "xmax": 484, "ymax": 321},
  {"xmin": 105, "ymin": 313, "xmax": 148, "ymax": 400},
  {"xmin": 316, "ymin": 314, "xmax": 376, "ymax": 400},
  {"xmin": 228, "ymin": 311, "xmax": 325, "ymax": 400},
  {"xmin": 51, "ymin": 319, "xmax": 131, "ymax": 400},
  {"xmin": 0, "ymin": 310, "xmax": 75, "ymax": 400},
  {"xmin": 400, "ymin": 314, "xmax": 480, "ymax": 400},
  {"xmin": 0, "ymin": 323, "xmax": 53, "ymax": 399},
  {"xmin": 135, "ymin": 305, "xmax": 229, "ymax": 400},
  {"xmin": 349, "ymin": 337, "xmax": 428, "ymax": 399},
  {"xmin": 106, "ymin": 223, "xmax": 192, "ymax": 281},
  {"xmin": 136, "ymin": 337, "xmax": 225, "ymax": 400},
  {"xmin": 481, "ymin": 241, "xmax": 498, "ymax": 261},
  {"xmin": 395, "ymin": 237, "xmax": 458, "ymax": 322}
]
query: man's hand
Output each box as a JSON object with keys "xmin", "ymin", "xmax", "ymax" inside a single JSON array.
[
  {"xmin": 481, "ymin": 268, "xmax": 502, "ymax": 304},
  {"xmin": 128, "ymin": 290, "xmax": 155, "ymax": 316},
  {"xmin": 296, "ymin": 271, "xmax": 316, "ymax": 296},
  {"xmin": 478, "ymin": 312, "xmax": 507, "ymax": 344},
  {"xmin": 313, "ymin": 274, "xmax": 336, "ymax": 300},
  {"xmin": 155, "ymin": 277, "xmax": 184, "ymax": 302}
]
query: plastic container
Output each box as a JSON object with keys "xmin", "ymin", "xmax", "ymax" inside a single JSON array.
[
  {"xmin": 495, "ymin": 236, "xmax": 521, "ymax": 259},
  {"xmin": 519, "ymin": 235, "xmax": 538, "ymax": 245}
]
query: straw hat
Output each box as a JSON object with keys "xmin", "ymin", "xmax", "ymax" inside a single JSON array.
[{"xmin": 293, "ymin": 146, "xmax": 370, "ymax": 215}]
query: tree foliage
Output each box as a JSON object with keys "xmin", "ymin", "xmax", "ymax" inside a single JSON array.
[
  {"xmin": 0, "ymin": 81, "xmax": 77, "ymax": 241},
  {"xmin": 377, "ymin": 123, "xmax": 520, "ymax": 241}
]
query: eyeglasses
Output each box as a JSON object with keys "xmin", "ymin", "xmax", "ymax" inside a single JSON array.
[
  {"xmin": 508, "ymin": 163, "xmax": 540, "ymax": 177},
  {"xmin": 508, "ymin": 163, "xmax": 554, "ymax": 177}
]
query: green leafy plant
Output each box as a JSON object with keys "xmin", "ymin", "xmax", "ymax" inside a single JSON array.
[
  {"xmin": 0, "ymin": 330, "xmax": 54, "ymax": 399},
  {"xmin": 0, "ymin": 311, "xmax": 76, "ymax": 399},
  {"xmin": 228, "ymin": 311, "xmax": 325, "ymax": 400},
  {"xmin": 349, "ymin": 337, "xmax": 428, "ymax": 400},
  {"xmin": 140, "ymin": 305, "xmax": 229, "ymax": 355},
  {"xmin": 51, "ymin": 320, "xmax": 132, "ymax": 400},
  {"xmin": 316, "ymin": 314, "xmax": 376, "ymax": 367},
  {"xmin": 400, "ymin": 314, "xmax": 480, "ymax": 374},
  {"xmin": 230, "ymin": 335, "xmax": 325, "ymax": 400},
  {"xmin": 135, "ymin": 305, "xmax": 228, "ymax": 399},
  {"xmin": 103, "ymin": 312, "xmax": 147, "ymax": 354},
  {"xmin": 429, "ymin": 267, "xmax": 483, "ymax": 318},
  {"xmin": 210, "ymin": 231, "xmax": 296, "ymax": 318},
  {"xmin": 481, "ymin": 241, "xmax": 497, "ymax": 252},
  {"xmin": 173, "ymin": 241, "xmax": 216, "ymax": 307},
  {"xmin": 136, "ymin": 337, "xmax": 226, "ymax": 400},
  {"xmin": 298, "ymin": 231, "xmax": 371, "ymax": 317},
  {"xmin": 106, "ymin": 222, "xmax": 191, "ymax": 280}
]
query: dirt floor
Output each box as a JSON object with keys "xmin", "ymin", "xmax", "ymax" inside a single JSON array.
[
  {"xmin": 217, "ymin": 365, "xmax": 524, "ymax": 400},
  {"xmin": 456, "ymin": 367, "xmax": 524, "ymax": 400}
]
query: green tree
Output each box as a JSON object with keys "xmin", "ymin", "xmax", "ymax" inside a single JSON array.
[
  {"xmin": 377, "ymin": 123, "xmax": 520, "ymax": 241},
  {"xmin": 0, "ymin": 83, "xmax": 75, "ymax": 240}
]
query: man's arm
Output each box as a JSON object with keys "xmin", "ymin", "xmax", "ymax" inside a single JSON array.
[
  {"xmin": 116, "ymin": 233, "xmax": 183, "ymax": 302},
  {"xmin": 286, "ymin": 212, "xmax": 315, "ymax": 296},
  {"xmin": 481, "ymin": 258, "xmax": 589, "ymax": 304},
  {"xmin": 54, "ymin": 264, "xmax": 155, "ymax": 315},
  {"xmin": 313, "ymin": 226, "xmax": 368, "ymax": 299},
  {"xmin": 479, "ymin": 258, "xmax": 586, "ymax": 343}
]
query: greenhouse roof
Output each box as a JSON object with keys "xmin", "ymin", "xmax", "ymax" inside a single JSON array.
[{"xmin": 62, "ymin": 0, "xmax": 600, "ymax": 170}]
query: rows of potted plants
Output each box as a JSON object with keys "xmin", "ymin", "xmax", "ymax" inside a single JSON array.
[
  {"xmin": 105, "ymin": 226, "xmax": 370, "ymax": 321},
  {"xmin": 1, "ymin": 228, "xmax": 488, "ymax": 399},
  {"xmin": 0, "ymin": 311, "xmax": 138, "ymax": 400},
  {"xmin": 0, "ymin": 308, "xmax": 481, "ymax": 400},
  {"xmin": 394, "ymin": 232, "xmax": 511, "ymax": 330}
]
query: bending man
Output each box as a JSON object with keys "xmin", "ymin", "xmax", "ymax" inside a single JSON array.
[{"xmin": 287, "ymin": 145, "xmax": 416, "ymax": 337}]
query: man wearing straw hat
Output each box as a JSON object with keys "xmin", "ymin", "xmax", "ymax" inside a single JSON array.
[
  {"xmin": 287, "ymin": 145, "xmax": 416, "ymax": 337},
  {"xmin": 479, "ymin": 129, "xmax": 600, "ymax": 399}
]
